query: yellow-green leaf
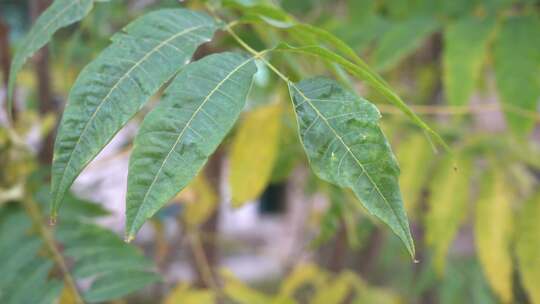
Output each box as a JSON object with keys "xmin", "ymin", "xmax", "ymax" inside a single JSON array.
[
  {"xmin": 425, "ymin": 156, "xmax": 471, "ymax": 274},
  {"xmin": 397, "ymin": 133, "xmax": 435, "ymax": 213},
  {"xmin": 179, "ymin": 174, "xmax": 218, "ymax": 229},
  {"xmin": 475, "ymin": 169, "xmax": 514, "ymax": 303},
  {"xmin": 163, "ymin": 283, "xmax": 215, "ymax": 304},
  {"xmin": 221, "ymin": 269, "xmax": 273, "ymax": 304},
  {"xmin": 516, "ymin": 192, "xmax": 540, "ymax": 304},
  {"xmin": 229, "ymin": 104, "xmax": 282, "ymax": 206}
]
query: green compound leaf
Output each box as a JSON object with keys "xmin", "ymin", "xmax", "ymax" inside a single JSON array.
[
  {"xmin": 51, "ymin": 9, "xmax": 220, "ymax": 219},
  {"xmin": 443, "ymin": 16, "xmax": 495, "ymax": 106},
  {"xmin": 288, "ymin": 77, "xmax": 414, "ymax": 257},
  {"xmin": 126, "ymin": 52, "xmax": 257, "ymax": 238},
  {"xmin": 494, "ymin": 15, "xmax": 540, "ymax": 136},
  {"xmin": 7, "ymin": 0, "xmax": 99, "ymax": 118}
]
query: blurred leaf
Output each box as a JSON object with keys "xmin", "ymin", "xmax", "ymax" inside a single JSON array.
[
  {"xmin": 440, "ymin": 258, "xmax": 497, "ymax": 304},
  {"xmin": 397, "ymin": 133, "xmax": 435, "ymax": 213},
  {"xmin": 494, "ymin": 15, "xmax": 540, "ymax": 136},
  {"xmin": 311, "ymin": 273, "xmax": 352, "ymax": 304},
  {"xmin": 51, "ymin": 9, "xmax": 220, "ymax": 219},
  {"xmin": 289, "ymin": 77, "xmax": 414, "ymax": 258},
  {"xmin": 7, "ymin": 0, "xmax": 98, "ymax": 116},
  {"xmin": 181, "ymin": 174, "xmax": 218, "ymax": 228},
  {"xmin": 516, "ymin": 192, "xmax": 540, "ymax": 304},
  {"xmin": 425, "ymin": 156, "xmax": 472, "ymax": 274},
  {"xmin": 372, "ymin": 16, "xmax": 439, "ymax": 72},
  {"xmin": 270, "ymin": 105, "xmax": 302, "ymax": 183},
  {"xmin": 221, "ymin": 269, "xmax": 274, "ymax": 304},
  {"xmin": 230, "ymin": 104, "xmax": 282, "ymax": 206},
  {"xmin": 83, "ymin": 270, "xmax": 161, "ymax": 303},
  {"xmin": 443, "ymin": 16, "xmax": 495, "ymax": 106},
  {"xmin": 474, "ymin": 168, "xmax": 514, "ymax": 303},
  {"xmin": 163, "ymin": 283, "xmax": 215, "ymax": 304},
  {"xmin": 279, "ymin": 263, "xmax": 324, "ymax": 298},
  {"xmin": 126, "ymin": 52, "xmax": 257, "ymax": 238}
]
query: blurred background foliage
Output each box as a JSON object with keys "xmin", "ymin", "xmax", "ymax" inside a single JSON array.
[{"xmin": 1, "ymin": 0, "xmax": 540, "ymax": 303}]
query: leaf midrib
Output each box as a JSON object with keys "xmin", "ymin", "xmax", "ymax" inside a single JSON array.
[
  {"xmin": 291, "ymin": 84, "xmax": 411, "ymax": 250},
  {"xmin": 53, "ymin": 24, "xmax": 211, "ymax": 205},
  {"xmin": 128, "ymin": 57, "xmax": 254, "ymax": 236}
]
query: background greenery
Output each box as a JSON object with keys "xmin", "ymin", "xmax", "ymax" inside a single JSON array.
[{"xmin": 0, "ymin": 0, "xmax": 539, "ymax": 303}]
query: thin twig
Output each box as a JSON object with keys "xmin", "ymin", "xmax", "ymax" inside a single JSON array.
[
  {"xmin": 188, "ymin": 231, "xmax": 220, "ymax": 292},
  {"xmin": 21, "ymin": 194, "xmax": 84, "ymax": 304}
]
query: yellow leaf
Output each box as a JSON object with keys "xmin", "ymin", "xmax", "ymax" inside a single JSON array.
[
  {"xmin": 516, "ymin": 192, "xmax": 540, "ymax": 304},
  {"xmin": 220, "ymin": 269, "xmax": 273, "ymax": 304},
  {"xmin": 180, "ymin": 174, "xmax": 217, "ymax": 228},
  {"xmin": 475, "ymin": 169, "xmax": 513, "ymax": 303},
  {"xmin": 311, "ymin": 272, "xmax": 353, "ymax": 304},
  {"xmin": 58, "ymin": 285, "xmax": 77, "ymax": 304},
  {"xmin": 229, "ymin": 104, "xmax": 282, "ymax": 207},
  {"xmin": 163, "ymin": 283, "xmax": 215, "ymax": 304},
  {"xmin": 279, "ymin": 263, "xmax": 323, "ymax": 298},
  {"xmin": 425, "ymin": 156, "xmax": 471, "ymax": 274},
  {"xmin": 397, "ymin": 133, "xmax": 434, "ymax": 213}
]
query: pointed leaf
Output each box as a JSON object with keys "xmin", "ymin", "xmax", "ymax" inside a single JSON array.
[
  {"xmin": 7, "ymin": 0, "xmax": 98, "ymax": 117},
  {"xmin": 494, "ymin": 15, "xmax": 540, "ymax": 136},
  {"xmin": 425, "ymin": 156, "xmax": 471, "ymax": 274},
  {"xmin": 51, "ymin": 9, "xmax": 219, "ymax": 218},
  {"xmin": 289, "ymin": 77, "xmax": 414, "ymax": 257},
  {"xmin": 126, "ymin": 52, "xmax": 257, "ymax": 237},
  {"xmin": 516, "ymin": 192, "xmax": 540, "ymax": 304},
  {"xmin": 475, "ymin": 169, "xmax": 514, "ymax": 303},
  {"xmin": 443, "ymin": 16, "xmax": 495, "ymax": 106},
  {"xmin": 229, "ymin": 104, "xmax": 282, "ymax": 206}
]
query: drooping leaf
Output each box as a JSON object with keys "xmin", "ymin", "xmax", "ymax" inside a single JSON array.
[
  {"xmin": 7, "ymin": 0, "xmax": 99, "ymax": 117},
  {"xmin": 51, "ymin": 9, "xmax": 220, "ymax": 218},
  {"xmin": 372, "ymin": 16, "xmax": 439, "ymax": 72},
  {"xmin": 474, "ymin": 169, "xmax": 514, "ymax": 303},
  {"xmin": 396, "ymin": 133, "xmax": 435, "ymax": 213},
  {"xmin": 126, "ymin": 52, "xmax": 257, "ymax": 238},
  {"xmin": 443, "ymin": 16, "xmax": 494, "ymax": 106},
  {"xmin": 288, "ymin": 77, "xmax": 414, "ymax": 257},
  {"xmin": 516, "ymin": 192, "xmax": 540, "ymax": 304},
  {"xmin": 494, "ymin": 15, "xmax": 540, "ymax": 136},
  {"xmin": 229, "ymin": 103, "xmax": 282, "ymax": 206},
  {"xmin": 275, "ymin": 43, "xmax": 447, "ymax": 151},
  {"xmin": 425, "ymin": 156, "xmax": 472, "ymax": 274}
]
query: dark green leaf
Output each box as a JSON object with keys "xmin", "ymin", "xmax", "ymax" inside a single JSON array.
[
  {"xmin": 126, "ymin": 52, "xmax": 257, "ymax": 238},
  {"xmin": 289, "ymin": 77, "xmax": 414, "ymax": 257},
  {"xmin": 51, "ymin": 9, "xmax": 220, "ymax": 218}
]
